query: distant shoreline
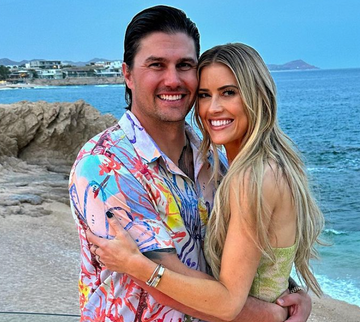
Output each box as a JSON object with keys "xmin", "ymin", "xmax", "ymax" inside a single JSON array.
[
  {"xmin": 0, "ymin": 69, "xmax": 317, "ymax": 90},
  {"xmin": 1, "ymin": 68, "xmax": 359, "ymax": 91},
  {"xmin": 0, "ymin": 76, "xmax": 124, "ymax": 89}
]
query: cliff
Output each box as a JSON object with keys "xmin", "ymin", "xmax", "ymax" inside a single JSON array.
[{"xmin": 0, "ymin": 100, "xmax": 117, "ymax": 216}]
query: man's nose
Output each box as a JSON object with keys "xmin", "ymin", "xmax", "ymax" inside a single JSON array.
[{"xmin": 163, "ymin": 67, "xmax": 181, "ymax": 88}]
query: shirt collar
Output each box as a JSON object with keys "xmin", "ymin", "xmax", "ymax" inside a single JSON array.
[
  {"xmin": 118, "ymin": 111, "xmax": 161, "ymax": 164},
  {"xmin": 118, "ymin": 111, "xmax": 206, "ymax": 175}
]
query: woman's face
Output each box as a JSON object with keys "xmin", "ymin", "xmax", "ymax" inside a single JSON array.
[{"xmin": 198, "ymin": 63, "xmax": 248, "ymax": 160}]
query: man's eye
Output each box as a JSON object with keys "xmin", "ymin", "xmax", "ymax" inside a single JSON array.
[
  {"xmin": 178, "ymin": 63, "xmax": 193, "ymax": 70},
  {"xmin": 149, "ymin": 63, "xmax": 162, "ymax": 68}
]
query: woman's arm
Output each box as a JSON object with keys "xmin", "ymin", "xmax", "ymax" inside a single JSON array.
[{"xmin": 88, "ymin": 175, "xmax": 268, "ymax": 321}]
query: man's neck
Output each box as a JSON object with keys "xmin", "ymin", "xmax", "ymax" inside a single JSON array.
[
  {"xmin": 149, "ymin": 124, "xmax": 186, "ymax": 165},
  {"xmin": 132, "ymin": 112, "xmax": 187, "ymax": 165}
]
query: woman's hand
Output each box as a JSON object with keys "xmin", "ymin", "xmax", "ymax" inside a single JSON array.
[{"xmin": 86, "ymin": 211, "xmax": 142, "ymax": 273}]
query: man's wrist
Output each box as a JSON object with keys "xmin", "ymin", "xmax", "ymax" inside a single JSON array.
[
  {"xmin": 288, "ymin": 277, "xmax": 304, "ymax": 293},
  {"xmin": 290, "ymin": 285, "xmax": 304, "ymax": 294}
]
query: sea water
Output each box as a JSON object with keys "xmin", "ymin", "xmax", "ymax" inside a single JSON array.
[{"xmin": 1, "ymin": 68, "xmax": 359, "ymax": 307}]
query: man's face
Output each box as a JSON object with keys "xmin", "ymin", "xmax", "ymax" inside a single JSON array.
[{"xmin": 123, "ymin": 32, "xmax": 198, "ymax": 128}]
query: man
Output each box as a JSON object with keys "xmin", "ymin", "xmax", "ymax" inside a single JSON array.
[{"xmin": 69, "ymin": 5, "xmax": 311, "ymax": 322}]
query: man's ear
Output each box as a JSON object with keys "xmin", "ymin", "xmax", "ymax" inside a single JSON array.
[{"xmin": 122, "ymin": 63, "xmax": 133, "ymax": 89}]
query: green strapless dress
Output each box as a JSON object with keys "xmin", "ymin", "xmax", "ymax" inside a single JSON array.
[{"xmin": 250, "ymin": 243, "xmax": 297, "ymax": 302}]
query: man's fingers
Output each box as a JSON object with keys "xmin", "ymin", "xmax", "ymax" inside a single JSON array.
[{"xmin": 277, "ymin": 291, "xmax": 304, "ymax": 307}]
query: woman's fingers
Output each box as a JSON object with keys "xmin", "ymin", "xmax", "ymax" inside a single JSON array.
[
  {"xmin": 84, "ymin": 211, "xmax": 141, "ymax": 272},
  {"xmin": 106, "ymin": 211, "xmax": 126, "ymax": 237},
  {"xmin": 86, "ymin": 228, "xmax": 102, "ymax": 246}
]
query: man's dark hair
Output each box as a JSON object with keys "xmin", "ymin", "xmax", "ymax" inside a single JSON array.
[{"xmin": 123, "ymin": 5, "xmax": 200, "ymax": 109}]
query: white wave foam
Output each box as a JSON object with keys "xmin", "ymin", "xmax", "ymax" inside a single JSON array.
[
  {"xmin": 29, "ymin": 86, "xmax": 64, "ymax": 90},
  {"xmin": 315, "ymin": 274, "xmax": 360, "ymax": 307},
  {"xmin": 307, "ymin": 167, "xmax": 344, "ymax": 173},
  {"xmin": 95, "ymin": 84, "xmax": 124, "ymax": 88},
  {"xmin": 323, "ymin": 228, "xmax": 347, "ymax": 235},
  {"xmin": 291, "ymin": 271, "xmax": 360, "ymax": 307}
]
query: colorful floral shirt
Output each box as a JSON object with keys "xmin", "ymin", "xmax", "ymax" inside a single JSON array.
[{"xmin": 69, "ymin": 111, "xmax": 221, "ymax": 322}]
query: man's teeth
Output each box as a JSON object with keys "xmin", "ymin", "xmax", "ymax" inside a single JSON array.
[
  {"xmin": 210, "ymin": 119, "xmax": 232, "ymax": 127},
  {"xmin": 159, "ymin": 94, "xmax": 182, "ymax": 101}
]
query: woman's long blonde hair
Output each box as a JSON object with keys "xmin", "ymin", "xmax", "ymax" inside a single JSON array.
[{"xmin": 195, "ymin": 43, "xmax": 324, "ymax": 296}]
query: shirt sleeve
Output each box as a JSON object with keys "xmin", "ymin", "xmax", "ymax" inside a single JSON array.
[{"xmin": 69, "ymin": 153, "xmax": 175, "ymax": 253}]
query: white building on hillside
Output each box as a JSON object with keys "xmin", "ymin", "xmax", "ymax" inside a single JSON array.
[
  {"xmin": 37, "ymin": 69, "xmax": 63, "ymax": 79},
  {"xmin": 25, "ymin": 60, "xmax": 62, "ymax": 69}
]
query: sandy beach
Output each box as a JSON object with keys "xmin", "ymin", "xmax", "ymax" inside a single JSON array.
[{"xmin": 1, "ymin": 202, "xmax": 359, "ymax": 322}]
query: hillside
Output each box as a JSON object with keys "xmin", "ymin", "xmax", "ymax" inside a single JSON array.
[{"xmin": 267, "ymin": 59, "xmax": 319, "ymax": 71}]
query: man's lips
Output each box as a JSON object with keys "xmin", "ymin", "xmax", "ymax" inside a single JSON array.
[{"xmin": 158, "ymin": 94, "xmax": 184, "ymax": 101}]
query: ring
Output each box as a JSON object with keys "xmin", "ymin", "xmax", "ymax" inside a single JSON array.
[{"xmin": 95, "ymin": 254, "xmax": 105, "ymax": 267}]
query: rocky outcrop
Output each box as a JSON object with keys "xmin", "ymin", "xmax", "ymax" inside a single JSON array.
[
  {"xmin": 0, "ymin": 100, "xmax": 117, "ymax": 216},
  {"xmin": 0, "ymin": 100, "xmax": 117, "ymax": 165}
]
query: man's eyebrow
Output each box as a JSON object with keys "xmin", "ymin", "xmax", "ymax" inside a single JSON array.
[
  {"xmin": 144, "ymin": 56, "xmax": 197, "ymax": 64},
  {"xmin": 144, "ymin": 56, "xmax": 166, "ymax": 63},
  {"xmin": 178, "ymin": 57, "xmax": 197, "ymax": 64}
]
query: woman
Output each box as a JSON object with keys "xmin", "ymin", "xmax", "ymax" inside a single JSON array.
[{"xmin": 88, "ymin": 43, "xmax": 324, "ymax": 320}]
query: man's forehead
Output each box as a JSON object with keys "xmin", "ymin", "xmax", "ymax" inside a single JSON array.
[{"xmin": 136, "ymin": 31, "xmax": 197, "ymax": 59}]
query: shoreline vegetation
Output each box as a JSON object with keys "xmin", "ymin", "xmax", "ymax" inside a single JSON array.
[{"xmin": 1, "ymin": 101, "xmax": 360, "ymax": 322}]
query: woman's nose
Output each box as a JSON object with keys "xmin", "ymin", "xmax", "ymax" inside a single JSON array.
[{"xmin": 209, "ymin": 97, "xmax": 223, "ymax": 113}]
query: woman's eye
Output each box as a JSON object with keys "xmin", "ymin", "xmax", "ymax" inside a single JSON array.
[
  {"xmin": 223, "ymin": 90, "xmax": 236, "ymax": 96},
  {"xmin": 198, "ymin": 93, "xmax": 209, "ymax": 99}
]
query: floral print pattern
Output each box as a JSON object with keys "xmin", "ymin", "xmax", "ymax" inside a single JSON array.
[{"xmin": 69, "ymin": 111, "xmax": 219, "ymax": 321}]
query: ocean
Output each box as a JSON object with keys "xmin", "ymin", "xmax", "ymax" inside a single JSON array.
[{"xmin": 1, "ymin": 68, "xmax": 359, "ymax": 307}]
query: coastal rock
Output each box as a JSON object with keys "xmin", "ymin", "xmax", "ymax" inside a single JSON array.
[
  {"xmin": 0, "ymin": 100, "xmax": 117, "ymax": 165},
  {"xmin": 0, "ymin": 100, "xmax": 117, "ymax": 216}
]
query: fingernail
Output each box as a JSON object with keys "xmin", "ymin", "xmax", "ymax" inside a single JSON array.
[
  {"xmin": 277, "ymin": 299, "xmax": 284, "ymax": 305},
  {"xmin": 106, "ymin": 211, "xmax": 114, "ymax": 218}
]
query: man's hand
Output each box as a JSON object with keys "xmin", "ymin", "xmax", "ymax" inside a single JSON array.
[
  {"xmin": 230, "ymin": 297, "xmax": 287, "ymax": 322},
  {"xmin": 277, "ymin": 290, "xmax": 312, "ymax": 322}
]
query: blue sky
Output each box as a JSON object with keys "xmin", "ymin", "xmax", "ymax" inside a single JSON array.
[{"xmin": 1, "ymin": 0, "xmax": 359, "ymax": 69}]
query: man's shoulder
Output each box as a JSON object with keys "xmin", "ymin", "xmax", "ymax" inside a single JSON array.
[
  {"xmin": 69, "ymin": 119, "xmax": 139, "ymax": 178},
  {"xmin": 78, "ymin": 123, "xmax": 132, "ymax": 157}
]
